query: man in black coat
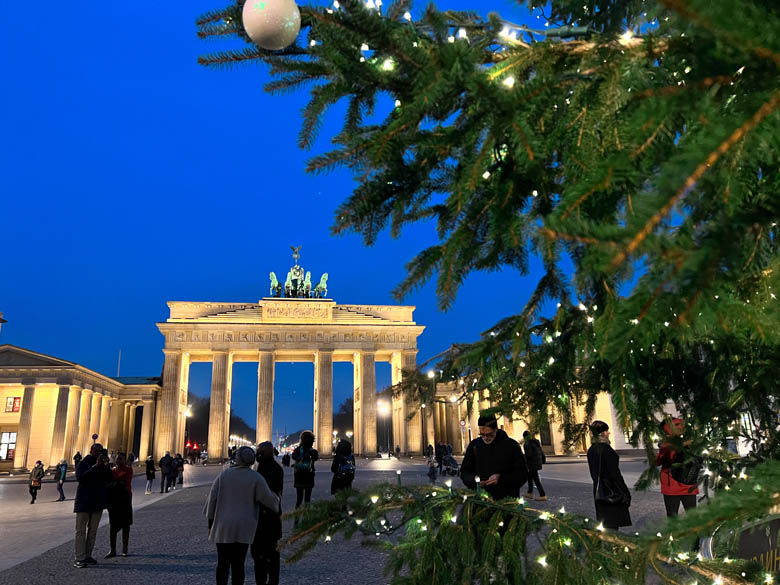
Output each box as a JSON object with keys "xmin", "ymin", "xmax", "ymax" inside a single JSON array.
[
  {"xmin": 460, "ymin": 414, "xmax": 528, "ymax": 500},
  {"xmin": 159, "ymin": 451, "xmax": 174, "ymax": 493},
  {"xmin": 73, "ymin": 443, "xmax": 112, "ymax": 568},
  {"xmin": 252, "ymin": 441, "xmax": 284, "ymax": 585},
  {"xmin": 522, "ymin": 430, "xmax": 547, "ymax": 501}
]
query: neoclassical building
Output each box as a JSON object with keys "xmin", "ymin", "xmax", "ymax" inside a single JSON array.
[{"xmin": 0, "ymin": 345, "xmax": 159, "ymax": 472}]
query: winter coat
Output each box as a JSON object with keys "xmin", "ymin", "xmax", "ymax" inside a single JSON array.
[
  {"xmin": 204, "ymin": 466, "xmax": 280, "ymax": 544},
  {"xmin": 159, "ymin": 454, "xmax": 174, "ymax": 476},
  {"xmin": 107, "ymin": 465, "xmax": 133, "ymax": 528},
  {"xmin": 656, "ymin": 446, "xmax": 699, "ymax": 496},
  {"xmin": 29, "ymin": 465, "xmax": 45, "ymax": 487},
  {"xmin": 256, "ymin": 457, "xmax": 284, "ymax": 542},
  {"xmin": 292, "ymin": 446, "xmax": 318, "ymax": 488},
  {"xmin": 73, "ymin": 454, "xmax": 112, "ymax": 514},
  {"xmin": 460, "ymin": 429, "xmax": 528, "ymax": 500},
  {"xmin": 587, "ymin": 442, "xmax": 632, "ymax": 528},
  {"xmin": 330, "ymin": 453, "xmax": 355, "ymax": 494},
  {"xmin": 523, "ymin": 438, "xmax": 545, "ymax": 471},
  {"xmin": 145, "ymin": 459, "xmax": 156, "ymax": 480},
  {"xmin": 55, "ymin": 463, "xmax": 67, "ymax": 482}
]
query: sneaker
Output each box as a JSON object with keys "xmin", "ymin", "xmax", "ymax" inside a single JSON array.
[
  {"xmin": 104, "ymin": 552, "xmax": 116, "ymax": 559},
  {"xmin": 84, "ymin": 557, "xmax": 98, "ymax": 565},
  {"xmin": 536, "ymin": 495, "xmax": 548, "ymax": 502},
  {"xmin": 73, "ymin": 561, "xmax": 87, "ymax": 568}
]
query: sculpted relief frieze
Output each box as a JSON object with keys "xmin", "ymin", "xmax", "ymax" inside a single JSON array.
[{"xmin": 263, "ymin": 301, "xmax": 331, "ymax": 322}]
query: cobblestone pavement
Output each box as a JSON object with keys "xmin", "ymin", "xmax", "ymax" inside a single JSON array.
[{"xmin": 0, "ymin": 459, "xmax": 673, "ymax": 585}]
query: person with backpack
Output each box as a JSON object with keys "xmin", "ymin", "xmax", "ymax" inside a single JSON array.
[
  {"xmin": 331, "ymin": 439, "xmax": 355, "ymax": 494},
  {"xmin": 28, "ymin": 460, "xmax": 45, "ymax": 504},
  {"xmin": 587, "ymin": 421, "xmax": 631, "ymax": 530},
  {"xmin": 55, "ymin": 458, "xmax": 68, "ymax": 501},
  {"xmin": 656, "ymin": 418, "xmax": 700, "ymax": 517},
  {"xmin": 252, "ymin": 442, "xmax": 284, "ymax": 585},
  {"xmin": 522, "ymin": 430, "xmax": 547, "ymax": 501},
  {"xmin": 291, "ymin": 431, "xmax": 318, "ymax": 508}
]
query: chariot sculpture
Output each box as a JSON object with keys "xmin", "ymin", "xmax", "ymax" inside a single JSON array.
[{"xmin": 267, "ymin": 247, "xmax": 329, "ymax": 299}]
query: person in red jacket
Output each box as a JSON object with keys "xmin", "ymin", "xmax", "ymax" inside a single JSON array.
[{"xmin": 655, "ymin": 418, "xmax": 699, "ymax": 517}]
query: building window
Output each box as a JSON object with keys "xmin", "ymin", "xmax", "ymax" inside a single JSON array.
[
  {"xmin": 0, "ymin": 432, "xmax": 16, "ymax": 461},
  {"xmin": 4, "ymin": 397, "xmax": 21, "ymax": 413}
]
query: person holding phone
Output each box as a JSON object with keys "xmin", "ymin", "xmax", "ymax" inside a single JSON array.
[{"xmin": 73, "ymin": 443, "xmax": 112, "ymax": 568}]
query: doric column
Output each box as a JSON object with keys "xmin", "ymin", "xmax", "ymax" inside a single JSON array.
[
  {"xmin": 352, "ymin": 353, "xmax": 363, "ymax": 455},
  {"xmin": 157, "ymin": 350, "xmax": 181, "ymax": 458},
  {"xmin": 360, "ymin": 351, "xmax": 377, "ymax": 455},
  {"xmin": 108, "ymin": 399, "xmax": 124, "ymax": 452},
  {"xmin": 314, "ymin": 350, "xmax": 333, "ymax": 454},
  {"xmin": 88, "ymin": 393, "xmax": 102, "ymax": 450},
  {"xmin": 402, "ymin": 352, "xmax": 423, "ymax": 454},
  {"xmin": 424, "ymin": 404, "xmax": 435, "ymax": 450},
  {"xmin": 390, "ymin": 352, "xmax": 407, "ymax": 454},
  {"xmin": 208, "ymin": 352, "xmax": 229, "ymax": 460},
  {"xmin": 76, "ymin": 390, "xmax": 94, "ymax": 457},
  {"xmin": 98, "ymin": 395, "xmax": 112, "ymax": 446},
  {"xmin": 63, "ymin": 386, "xmax": 82, "ymax": 463},
  {"xmin": 12, "ymin": 386, "xmax": 36, "ymax": 471},
  {"xmin": 447, "ymin": 402, "xmax": 462, "ymax": 454},
  {"xmin": 125, "ymin": 403, "xmax": 137, "ymax": 455},
  {"xmin": 138, "ymin": 399, "xmax": 155, "ymax": 461},
  {"xmin": 256, "ymin": 351, "xmax": 274, "ymax": 444},
  {"xmin": 49, "ymin": 385, "xmax": 71, "ymax": 465},
  {"xmin": 120, "ymin": 401, "xmax": 131, "ymax": 454}
]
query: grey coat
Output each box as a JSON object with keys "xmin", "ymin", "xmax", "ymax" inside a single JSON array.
[{"xmin": 204, "ymin": 466, "xmax": 280, "ymax": 544}]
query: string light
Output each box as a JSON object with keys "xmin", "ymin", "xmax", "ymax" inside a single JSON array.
[
  {"xmin": 502, "ymin": 76, "xmax": 516, "ymax": 88},
  {"xmin": 403, "ymin": 10, "xmax": 412, "ymax": 21}
]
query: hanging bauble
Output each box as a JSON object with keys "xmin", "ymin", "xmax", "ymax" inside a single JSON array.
[{"xmin": 242, "ymin": 0, "xmax": 301, "ymax": 51}]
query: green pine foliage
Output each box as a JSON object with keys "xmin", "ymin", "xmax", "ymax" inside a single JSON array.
[{"xmin": 198, "ymin": 0, "xmax": 780, "ymax": 582}]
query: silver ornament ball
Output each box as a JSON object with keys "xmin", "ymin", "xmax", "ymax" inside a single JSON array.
[{"xmin": 242, "ymin": 0, "xmax": 301, "ymax": 51}]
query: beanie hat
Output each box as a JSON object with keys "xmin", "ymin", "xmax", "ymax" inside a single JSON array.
[{"xmin": 236, "ymin": 446, "xmax": 256, "ymax": 467}]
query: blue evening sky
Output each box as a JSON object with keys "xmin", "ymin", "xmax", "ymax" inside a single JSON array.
[{"xmin": 1, "ymin": 0, "xmax": 547, "ymax": 436}]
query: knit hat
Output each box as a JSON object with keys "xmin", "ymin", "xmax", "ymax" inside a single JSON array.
[
  {"xmin": 477, "ymin": 413, "xmax": 498, "ymax": 428},
  {"xmin": 236, "ymin": 446, "xmax": 256, "ymax": 467},
  {"xmin": 589, "ymin": 420, "xmax": 609, "ymax": 436}
]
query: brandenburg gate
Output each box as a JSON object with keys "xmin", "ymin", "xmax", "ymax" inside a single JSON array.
[{"xmin": 155, "ymin": 255, "xmax": 425, "ymax": 459}]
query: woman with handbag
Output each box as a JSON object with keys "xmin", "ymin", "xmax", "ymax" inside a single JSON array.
[
  {"xmin": 587, "ymin": 421, "xmax": 632, "ymax": 530},
  {"xmin": 28, "ymin": 460, "xmax": 45, "ymax": 504}
]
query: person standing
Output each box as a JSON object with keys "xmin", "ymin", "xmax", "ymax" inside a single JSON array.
[
  {"xmin": 656, "ymin": 419, "xmax": 700, "ymax": 517},
  {"xmin": 55, "ymin": 459, "xmax": 68, "ymax": 501},
  {"xmin": 205, "ymin": 446, "xmax": 280, "ymax": 585},
  {"xmin": 159, "ymin": 451, "xmax": 174, "ymax": 493},
  {"xmin": 460, "ymin": 414, "xmax": 528, "ymax": 500},
  {"xmin": 291, "ymin": 431, "xmax": 318, "ymax": 508},
  {"xmin": 586, "ymin": 421, "xmax": 631, "ymax": 531},
  {"xmin": 331, "ymin": 439, "xmax": 355, "ymax": 495},
  {"xmin": 435, "ymin": 442, "xmax": 444, "ymax": 473},
  {"xmin": 28, "ymin": 460, "xmax": 45, "ymax": 504},
  {"xmin": 144, "ymin": 456, "xmax": 156, "ymax": 494},
  {"xmin": 395, "ymin": 445, "xmax": 401, "ymax": 459},
  {"xmin": 74, "ymin": 443, "xmax": 112, "ymax": 568},
  {"xmin": 522, "ymin": 431, "xmax": 547, "ymax": 501},
  {"xmin": 73, "ymin": 451, "xmax": 82, "ymax": 469},
  {"xmin": 105, "ymin": 452, "xmax": 133, "ymax": 558},
  {"xmin": 175, "ymin": 453, "xmax": 185, "ymax": 486},
  {"xmin": 427, "ymin": 454, "xmax": 438, "ymax": 484},
  {"xmin": 252, "ymin": 442, "xmax": 284, "ymax": 585}
]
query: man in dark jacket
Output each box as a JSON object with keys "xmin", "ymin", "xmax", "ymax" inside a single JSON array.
[
  {"xmin": 522, "ymin": 430, "xmax": 547, "ymax": 501},
  {"xmin": 73, "ymin": 443, "xmax": 112, "ymax": 568},
  {"xmin": 252, "ymin": 442, "xmax": 283, "ymax": 585},
  {"xmin": 460, "ymin": 414, "xmax": 528, "ymax": 500},
  {"xmin": 159, "ymin": 451, "xmax": 174, "ymax": 493}
]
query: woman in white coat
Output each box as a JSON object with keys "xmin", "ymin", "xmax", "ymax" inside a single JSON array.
[{"xmin": 205, "ymin": 446, "xmax": 280, "ymax": 585}]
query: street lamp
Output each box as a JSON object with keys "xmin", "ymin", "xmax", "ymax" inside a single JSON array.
[{"xmin": 184, "ymin": 404, "xmax": 193, "ymax": 453}]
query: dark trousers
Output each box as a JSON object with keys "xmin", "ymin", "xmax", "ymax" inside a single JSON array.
[
  {"xmin": 56, "ymin": 481, "xmax": 66, "ymax": 500},
  {"xmin": 295, "ymin": 486, "xmax": 312, "ymax": 508},
  {"xmin": 663, "ymin": 494, "xmax": 696, "ymax": 516},
  {"xmin": 216, "ymin": 542, "xmax": 249, "ymax": 585},
  {"xmin": 526, "ymin": 469, "xmax": 546, "ymax": 497},
  {"xmin": 251, "ymin": 537, "xmax": 280, "ymax": 585},
  {"xmin": 164, "ymin": 475, "xmax": 176, "ymax": 492},
  {"xmin": 109, "ymin": 525, "xmax": 130, "ymax": 554},
  {"xmin": 29, "ymin": 486, "xmax": 39, "ymax": 502}
]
